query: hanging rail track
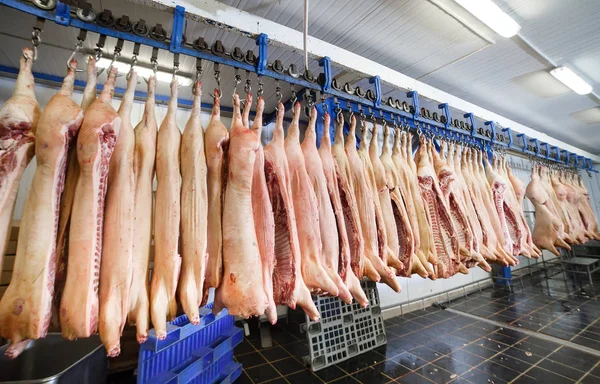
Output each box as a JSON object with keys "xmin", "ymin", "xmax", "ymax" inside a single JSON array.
[{"xmin": 0, "ymin": 0, "xmax": 595, "ymax": 172}]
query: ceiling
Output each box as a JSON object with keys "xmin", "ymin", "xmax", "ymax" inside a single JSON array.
[{"xmin": 0, "ymin": 0, "xmax": 598, "ymax": 154}]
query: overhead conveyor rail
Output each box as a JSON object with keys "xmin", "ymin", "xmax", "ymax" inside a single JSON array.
[{"xmin": 1, "ymin": 0, "xmax": 596, "ymax": 172}]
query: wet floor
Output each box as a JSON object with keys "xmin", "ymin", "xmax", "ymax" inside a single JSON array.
[{"xmin": 233, "ymin": 273, "xmax": 600, "ymax": 383}]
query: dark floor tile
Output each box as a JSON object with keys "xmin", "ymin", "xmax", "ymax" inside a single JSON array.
[
  {"xmin": 415, "ymin": 363, "xmax": 455, "ymax": 383},
  {"xmin": 272, "ymin": 357, "xmax": 306, "ymax": 376},
  {"xmin": 494, "ymin": 327, "xmax": 527, "ymax": 341},
  {"xmin": 460, "ymin": 368, "xmax": 507, "ymax": 384},
  {"xmin": 390, "ymin": 352, "xmax": 429, "ymax": 370},
  {"xmin": 285, "ymin": 369, "xmax": 323, "ymax": 384},
  {"xmin": 502, "ymin": 346, "xmax": 544, "ymax": 365},
  {"xmin": 590, "ymin": 365, "xmax": 600, "ymax": 377},
  {"xmin": 462, "ymin": 342, "xmax": 502, "ymax": 359},
  {"xmin": 328, "ymin": 375, "xmax": 360, "ymax": 384},
  {"xmin": 580, "ymin": 330, "xmax": 600, "ymax": 341},
  {"xmin": 395, "ymin": 372, "xmax": 434, "ymax": 384},
  {"xmin": 261, "ymin": 346, "xmax": 292, "ymax": 362},
  {"xmin": 431, "ymin": 355, "xmax": 471, "ymax": 375},
  {"xmin": 540, "ymin": 327, "xmax": 577, "ymax": 341},
  {"xmin": 235, "ymin": 370, "xmax": 254, "ymax": 384},
  {"xmin": 525, "ymin": 367, "xmax": 575, "ymax": 383},
  {"xmin": 580, "ymin": 373, "xmax": 600, "ymax": 384},
  {"xmin": 476, "ymin": 361, "xmax": 521, "ymax": 382},
  {"xmin": 424, "ymin": 336, "xmax": 468, "ymax": 355},
  {"xmin": 374, "ymin": 340, "xmax": 408, "ymax": 359},
  {"xmin": 488, "ymin": 313, "xmax": 521, "ymax": 323},
  {"xmin": 336, "ymin": 351, "xmax": 383, "ymax": 374},
  {"xmin": 313, "ymin": 365, "xmax": 346, "ymax": 382},
  {"xmin": 511, "ymin": 375, "xmax": 539, "ymax": 384},
  {"xmin": 489, "ymin": 353, "xmax": 531, "ymax": 373},
  {"xmin": 512, "ymin": 339, "xmax": 555, "ymax": 357},
  {"xmin": 547, "ymin": 346, "xmax": 599, "ymax": 372},
  {"xmin": 284, "ymin": 341, "xmax": 309, "ymax": 359},
  {"xmin": 261, "ymin": 379, "xmax": 287, "ymax": 384},
  {"xmin": 450, "ymin": 328, "xmax": 484, "ymax": 343},
  {"xmin": 407, "ymin": 346, "xmax": 443, "ymax": 362},
  {"xmin": 236, "ymin": 351, "xmax": 268, "ymax": 368},
  {"xmin": 485, "ymin": 331, "xmax": 520, "ymax": 346},
  {"xmin": 350, "ymin": 367, "xmax": 391, "ymax": 384},
  {"xmin": 537, "ymin": 358, "xmax": 587, "ymax": 381},
  {"xmin": 245, "ymin": 364, "xmax": 283, "ymax": 383},
  {"xmin": 371, "ymin": 360, "xmax": 411, "ymax": 379},
  {"xmin": 571, "ymin": 335, "xmax": 599, "ymax": 349},
  {"xmin": 445, "ymin": 349, "xmax": 485, "ymax": 366},
  {"xmin": 447, "ymin": 377, "xmax": 473, "ymax": 384},
  {"xmin": 235, "ymin": 340, "xmax": 256, "ymax": 356},
  {"xmin": 271, "ymin": 329, "xmax": 300, "ymax": 346}
]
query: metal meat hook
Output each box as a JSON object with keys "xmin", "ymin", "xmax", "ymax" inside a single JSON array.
[{"xmin": 67, "ymin": 40, "xmax": 85, "ymax": 72}]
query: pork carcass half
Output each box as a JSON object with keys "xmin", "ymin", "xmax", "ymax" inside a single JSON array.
[
  {"xmin": 433, "ymin": 143, "xmax": 489, "ymax": 272},
  {"xmin": 368, "ymin": 123, "xmax": 405, "ymax": 279},
  {"xmin": 244, "ymin": 94, "xmax": 276, "ymax": 323},
  {"xmin": 98, "ymin": 71, "xmax": 137, "ymax": 356},
  {"xmin": 60, "ymin": 68, "xmax": 120, "ymax": 339},
  {"xmin": 264, "ymin": 103, "xmax": 318, "ymax": 320},
  {"xmin": 415, "ymin": 137, "xmax": 460, "ymax": 278},
  {"xmin": 526, "ymin": 165, "xmax": 570, "ymax": 256},
  {"xmin": 301, "ymin": 107, "xmax": 351, "ymax": 302},
  {"xmin": 53, "ymin": 57, "xmax": 98, "ymax": 330},
  {"xmin": 213, "ymin": 93, "xmax": 266, "ymax": 318},
  {"xmin": 330, "ymin": 114, "xmax": 374, "ymax": 281},
  {"xmin": 0, "ymin": 48, "xmax": 39, "ymax": 274},
  {"xmin": 179, "ymin": 81, "xmax": 208, "ymax": 325},
  {"xmin": 345, "ymin": 116, "xmax": 390, "ymax": 283},
  {"xmin": 0, "ymin": 62, "xmax": 81, "ymax": 358},
  {"xmin": 150, "ymin": 77, "xmax": 181, "ymax": 339},
  {"xmin": 382, "ymin": 128, "xmax": 428, "ymax": 277},
  {"xmin": 393, "ymin": 132, "xmax": 437, "ymax": 277},
  {"xmin": 204, "ymin": 90, "xmax": 229, "ymax": 296},
  {"xmin": 318, "ymin": 113, "xmax": 368, "ymax": 307},
  {"xmin": 284, "ymin": 102, "xmax": 338, "ymax": 296},
  {"xmin": 128, "ymin": 76, "xmax": 157, "ymax": 343}
]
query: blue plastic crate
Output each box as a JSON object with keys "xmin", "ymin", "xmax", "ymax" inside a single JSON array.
[{"xmin": 137, "ymin": 303, "xmax": 241, "ymax": 384}]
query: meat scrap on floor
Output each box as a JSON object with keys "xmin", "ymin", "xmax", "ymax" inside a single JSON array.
[{"xmin": 0, "ymin": 49, "xmax": 598, "ymax": 359}]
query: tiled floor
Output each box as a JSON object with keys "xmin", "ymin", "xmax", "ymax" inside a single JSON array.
[
  {"xmin": 446, "ymin": 272, "xmax": 600, "ymax": 347},
  {"xmin": 234, "ymin": 273, "xmax": 600, "ymax": 384}
]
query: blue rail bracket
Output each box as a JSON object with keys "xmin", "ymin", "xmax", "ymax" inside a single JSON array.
[
  {"xmin": 407, "ymin": 91, "xmax": 420, "ymax": 121},
  {"xmin": 542, "ymin": 142, "xmax": 550, "ymax": 159},
  {"xmin": 485, "ymin": 121, "xmax": 496, "ymax": 144},
  {"xmin": 319, "ymin": 56, "xmax": 332, "ymax": 93},
  {"xmin": 55, "ymin": 1, "xmax": 70, "ymax": 26},
  {"xmin": 369, "ymin": 75, "xmax": 381, "ymax": 108},
  {"xmin": 465, "ymin": 113, "xmax": 476, "ymax": 137},
  {"xmin": 561, "ymin": 150, "xmax": 569, "ymax": 164},
  {"xmin": 550, "ymin": 146, "xmax": 559, "ymax": 161},
  {"xmin": 501, "ymin": 127, "xmax": 512, "ymax": 148},
  {"xmin": 516, "ymin": 133, "xmax": 527, "ymax": 152},
  {"xmin": 170, "ymin": 5, "xmax": 186, "ymax": 52},
  {"xmin": 529, "ymin": 138, "xmax": 540, "ymax": 156},
  {"xmin": 255, "ymin": 33, "xmax": 268, "ymax": 75}
]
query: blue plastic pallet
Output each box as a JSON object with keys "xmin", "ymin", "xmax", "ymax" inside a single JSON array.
[{"xmin": 137, "ymin": 303, "xmax": 242, "ymax": 384}]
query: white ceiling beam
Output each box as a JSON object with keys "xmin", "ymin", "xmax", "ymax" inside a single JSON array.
[{"xmin": 134, "ymin": 0, "xmax": 600, "ymax": 162}]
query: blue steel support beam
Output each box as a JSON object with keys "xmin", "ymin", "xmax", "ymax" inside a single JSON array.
[
  {"xmin": 542, "ymin": 142, "xmax": 550, "ymax": 159},
  {"xmin": 319, "ymin": 56, "xmax": 332, "ymax": 93},
  {"xmin": 485, "ymin": 121, "xmax": 496, "ymax": 145},
  {"xmin": 369, "ymin": 75, "xmax": 381, "ymax": 108},
  {"xmin": 0, "ymin": 0, "xmax": 594, "ymax": 171},
  {"xmin": 550, "ymin": 146, "xmax": 559, "ymax": 161},
  {"xmin": 256, "ymin": 33, "xmax": 268, "ymax": 75},
  {"xmin": 529, "ymin": 138, "xmax": 540, "ymax": 155},
  {"xmin": 501, "ymin": 127, "xmax": 513, "ymax": 148},
  {"xmin": 438, "ymin": 103, "xmax": 451, "ymax": 130}
]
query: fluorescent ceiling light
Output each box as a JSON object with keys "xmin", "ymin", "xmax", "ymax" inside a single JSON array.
[
  {"xmin": 454, "ymin": 0, "xmax": 521, "ymax": 38},
  {"xmin": 550, "ymin": 66, "xmax": 593, "ymax": 95},
  {"xmin": 96, "ymin": 58, "xmax": 193, "ymax": 86}
]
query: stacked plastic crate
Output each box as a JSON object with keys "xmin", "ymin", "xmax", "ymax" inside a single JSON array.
[
  {"xmin": 305, "ymin": 280, "xmax": 387, "ymax": 371},
  {"xmin": 137, "ymin": 304, "xmax": 243, "ymax": 384}
]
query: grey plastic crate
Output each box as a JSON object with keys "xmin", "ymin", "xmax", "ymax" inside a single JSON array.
[{"xmin": 305, "ymin": 280, "xmax": 386, "ymax": 371}]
